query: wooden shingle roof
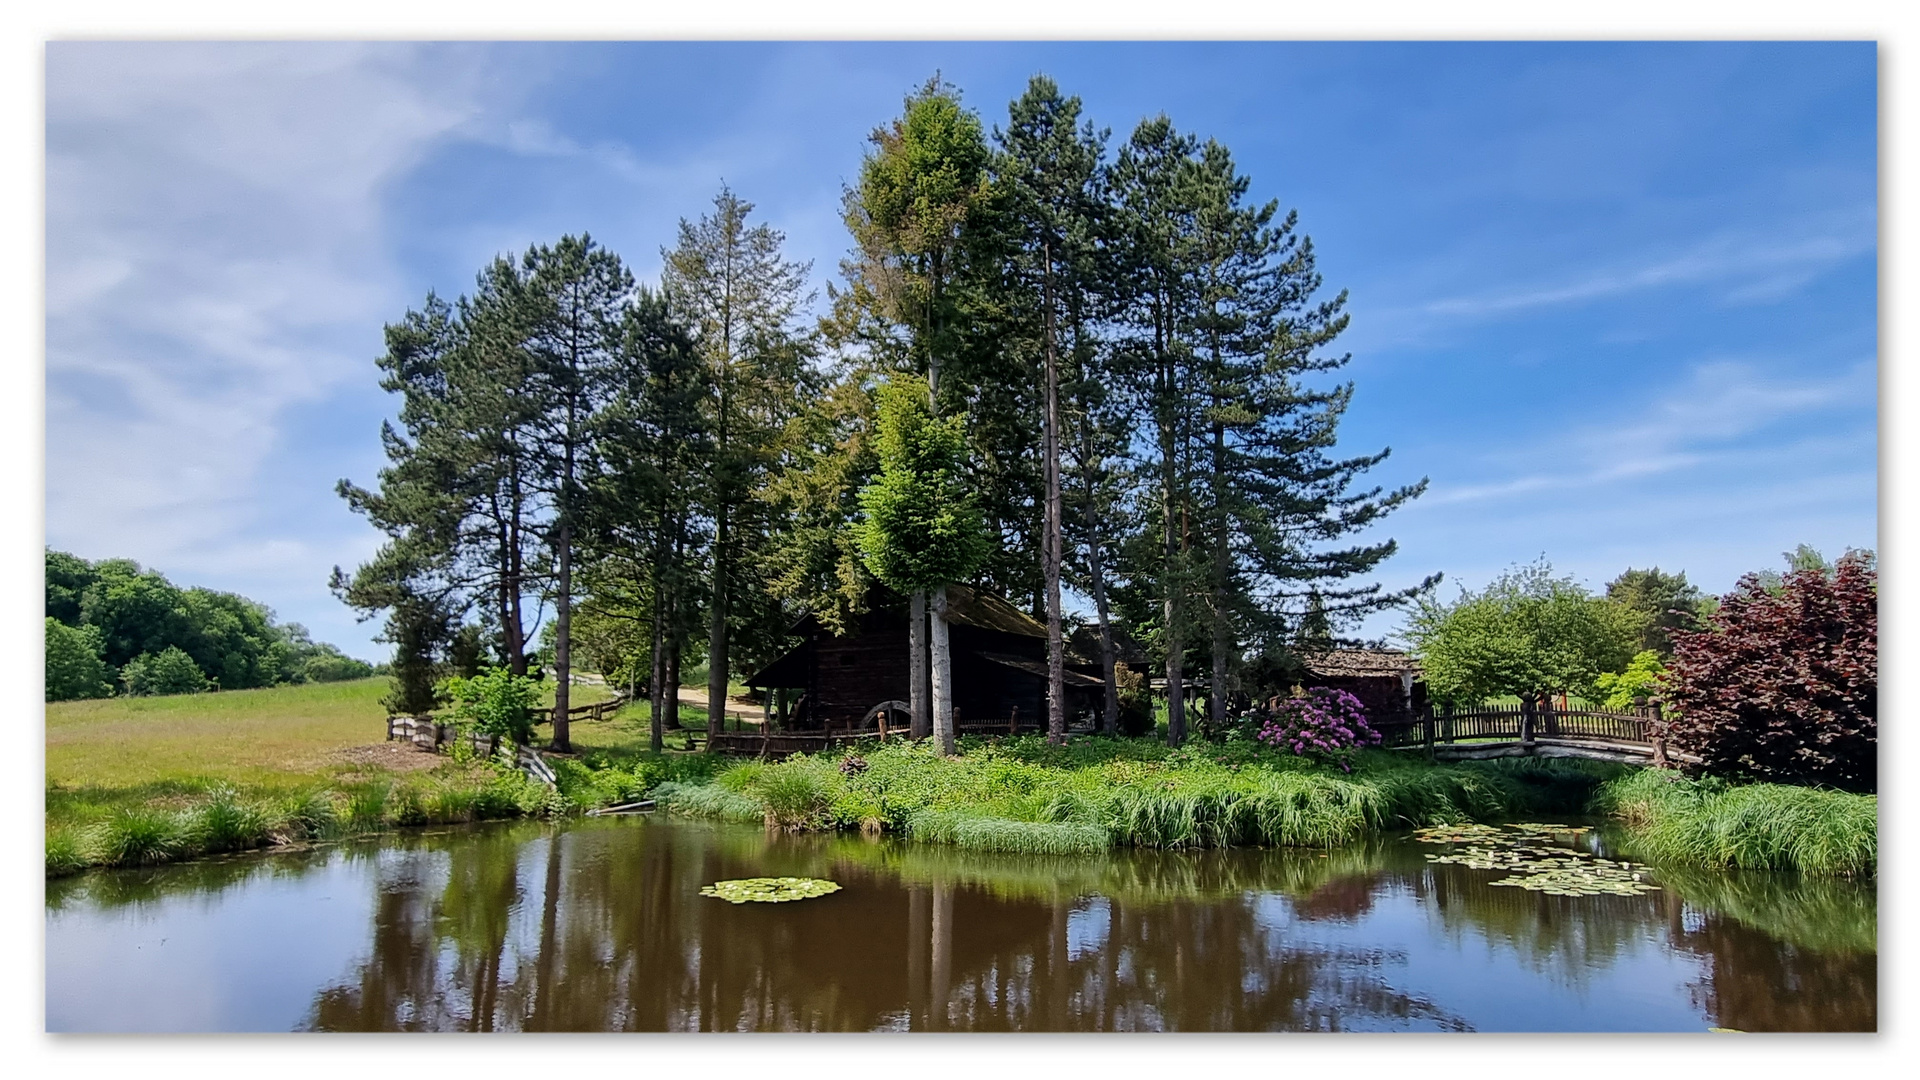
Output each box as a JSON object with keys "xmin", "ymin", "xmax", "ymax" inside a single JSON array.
[{"xmin": 1298, "ymin": 649, "xmax": 1421, "ymax": 679}]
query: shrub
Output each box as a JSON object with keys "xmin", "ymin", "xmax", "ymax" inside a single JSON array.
[
  {"xmin": 1251, "ymin": 688, "xmax": 1381, "ymax": 770},
  {"xmin": 1594, "ymin": 649, "xmax": 1666, "ymax": 711},
  {"xmin": 439, "ymin": 667, "xmax": 542, "ymax": 745},
  {"xmin": 120, "ymin": 646, "xmax": 212, "ymax": 696},
  {"xmin": 45, "ymin": 618, "xmax": 114, "ymax": 701},
  {"xmin": 1663, "ymin": 551, "xmax": 1876, "ymax": 792}
]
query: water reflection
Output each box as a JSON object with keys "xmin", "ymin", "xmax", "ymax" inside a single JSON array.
[{"xmin": 44, "ymin": 817, "xmax": 1875, "ymax": 1032}]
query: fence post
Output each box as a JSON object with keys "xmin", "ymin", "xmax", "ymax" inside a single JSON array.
[
  {"xmin": 1421, "ymin": 699, "xmax": 1435, "ymax": 760},
  {"xmin": 1541, "ymin": 695, "xmax": 1558, "ymax": 738},
  {"xmin": 1649, "ymin": 699, "xmax": 1670, "ymax": 768},
  {"xmin": 1520, "ymin": 696, "xmax": 1536, "ymax": 748}
]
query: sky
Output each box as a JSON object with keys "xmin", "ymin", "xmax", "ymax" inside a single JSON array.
[{"xmin": 43, "ymin": 41, "xmax": 1878, "ymax": 661}]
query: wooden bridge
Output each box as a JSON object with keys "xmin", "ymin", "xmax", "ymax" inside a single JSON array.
[{"xmin": 1374, "ymin": 699, "xmax": 1691, "ymax": 766}]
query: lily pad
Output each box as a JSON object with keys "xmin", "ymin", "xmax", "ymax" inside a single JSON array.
[
  {"xmin": 700, "ymin": 877, "xmax": 843, "ymax": 904},
  {"xmin": 1415, "ymin": 823, "xmax": 1661, "ymax": 897}
]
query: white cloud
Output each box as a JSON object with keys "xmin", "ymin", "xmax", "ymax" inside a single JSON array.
[
  {"xmin": 1420, "ymin": 358, "xmax": 1874, "ymax": 507},
  {"xmin": 1418, "ymin": 213, "xmax": 1875, "ymax": 321},
  {"xmin": 44, "ymin": 44, "xmax": 523, "ymax": 634}
]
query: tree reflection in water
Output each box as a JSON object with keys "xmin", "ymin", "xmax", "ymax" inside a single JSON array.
[{"xmin": 52, "ymin": 816, "xmax": 1868, "ymax": 1032}]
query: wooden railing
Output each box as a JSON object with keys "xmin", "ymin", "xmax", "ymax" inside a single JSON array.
[
  {"xmin": 1373, "ymin": 698, "xmax": 1679, "ymax": 765},
  {"xmin": 385, "ymin": 715, "xmax": 557, "ymax": 784}
]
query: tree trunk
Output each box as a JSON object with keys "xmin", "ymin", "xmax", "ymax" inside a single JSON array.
[
  {"xmin": 1210, "ymin": 421, "xmax": 1229, "ymax": 740},
  {"xmin": 649, "ymin": 559, "xmax": 666, "ymax": 754},
  {"xmin": 931, "ymin": 585, "xmax": 954, "ymax": 755},
  {"xmin": 1042, "ymin": 237, "xmax": 1067, "ymax": 747},
  {"xmin": 1083, "ymin": 458, "xmax": 1119, "ymax": 735},
  {"xmin": 552, "ymin": 520, "xmax": 573, "ymax": 752},
  {"xmin": 1163, "ymin": 472, "xmax": 1185, "ymax": 748},
  {"xmin": 708, "ymin": 506, "xmax": 729, "ymax": 737},
  {"xmin": 910, "ymin": 589, "xmax": 929, "ymax": 740}
]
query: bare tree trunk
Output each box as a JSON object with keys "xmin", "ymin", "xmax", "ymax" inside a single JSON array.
[
  {"xmin": 910, "ymin": 589, "xmax": 929, "ymax": 740},
  {"xmin": 1042, "ymin": 237, "xmax": 1067, "ymax": 747},
  {"xmin": 931, "ymin": 585, "xmax": 955, "ymax": 756},
  {"xmin": 1075, "ymin": 395, "xmax": 1120, "ymax": 735},
  {"xmin": 707, "ymin": 506, "xmax": 729, "ymax": 737},
  {"xmin": 1164, "ymin": 480, "xmax": 1185, "ymax": 748},
  {"xmin": 649, "ymin": 562, "xmax": 665, "ymax": 754},
  {"xmin": 552, "ymin": 520, "xmax": 573, "ymax": 752},
  {"xmin": 1210, "ymin": 422, "xmax": 1229, "ymax": 740}
]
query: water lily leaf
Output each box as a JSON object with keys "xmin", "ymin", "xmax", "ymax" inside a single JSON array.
[{"xmin": 700, "ymin": 877, "xmax": 842, "ymax": 904}]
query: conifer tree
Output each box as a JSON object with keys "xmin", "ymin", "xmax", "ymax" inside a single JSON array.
[
  {"xmin": 663, "ymin": 187, "xmax": 818, "ymax": 734},
  {"xmin": 995, "ymin": 75, "xmax": 1114, "ymax": 744},
  {"xmin": 521, "ymin": 235, "xmax": 636, "ymax": 752}
]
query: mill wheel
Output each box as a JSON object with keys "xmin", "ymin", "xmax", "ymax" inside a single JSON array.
[{"xmin": 862, "ymin": 700, "xmax": 911, "ymax": 739}]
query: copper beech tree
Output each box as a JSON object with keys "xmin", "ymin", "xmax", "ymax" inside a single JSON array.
[{"xmin": 1663, "ymin": 551, "xmax": 1877, "ymax": 792}]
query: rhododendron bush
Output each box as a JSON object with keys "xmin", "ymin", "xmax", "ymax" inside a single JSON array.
[{"xmin": 1254, "ymin": 688, "xmax": 1381, "ymax": 770}]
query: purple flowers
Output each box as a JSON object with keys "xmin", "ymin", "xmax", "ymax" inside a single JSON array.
[{"xmin": 1254, "ymin": 688, "xmax": 1380, "ymax": 769}]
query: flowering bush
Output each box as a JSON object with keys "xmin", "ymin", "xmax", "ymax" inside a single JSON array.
[{"xmin": 1254, "ymin": 688, "xmax": 1380, "ymax": 771}]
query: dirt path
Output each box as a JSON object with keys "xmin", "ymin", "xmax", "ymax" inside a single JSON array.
[{"xmin": 666, "ymin": 686, "xmax": 762, "ymax": 722}]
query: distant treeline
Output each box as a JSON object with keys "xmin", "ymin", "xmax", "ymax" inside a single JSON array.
[{"xmin": 44, "ymin": 549, "xmax": 377, "ymax": 701}]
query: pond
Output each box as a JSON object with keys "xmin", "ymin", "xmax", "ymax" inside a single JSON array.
[{"xmin": 45, "ymin": 815, "xmax": 1876, "ymax": 1032}]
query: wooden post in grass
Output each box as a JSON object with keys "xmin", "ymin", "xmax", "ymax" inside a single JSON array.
[
  {"xmin": 1648, "ymin": 699, "xmax": 1669, "ymax": 767},
  {"xmin": 1520, "ymin": 695, "xmax": 1537, "ymax": 748},
  {"xmin": 1442, "ymin": 702, "xmax": 1455, "ymax": 743},
  {"xmin": 1421, "ymin": 699, "xmax": 1435, "ymax": 760}
]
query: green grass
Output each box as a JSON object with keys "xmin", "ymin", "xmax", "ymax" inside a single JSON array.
[
  {"xmin": 646, "ymin": 736, "xmax": 1616, "ymax": 854},
  {"xmin": 45, "ymin": 675, "xmax": 671, "ymax": 876},
  {"xmin": 1594, "ymin": 769, "xmax": 1876, "ymax": 877}
]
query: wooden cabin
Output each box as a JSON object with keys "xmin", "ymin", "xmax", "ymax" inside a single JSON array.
[
  {"xmin": 1295, "ymin": 649, "xmax": 1425, "ymax": 725},
  {"xmin": 742, "ymin": 585, "xmax": 1105, "ymax": 737}
]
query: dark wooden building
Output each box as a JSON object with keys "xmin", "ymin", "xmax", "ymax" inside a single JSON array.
[
  {"xmin": 1295, "ymin": 649, "xmax": 1425, "ymax": 725},
  {"xmin": 743, "ymin": 585, "xmax": 1104, "ymax": 733}
]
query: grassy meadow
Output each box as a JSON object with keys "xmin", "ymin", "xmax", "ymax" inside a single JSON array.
[{"xmin": 45, "ymin": 676, "xmax": 651, "ymax": 875}]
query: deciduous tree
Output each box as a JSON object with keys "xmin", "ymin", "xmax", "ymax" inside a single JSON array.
[{"xmin": 1664, "ymin": 551, "xmax": 1876, "ymax": 792}]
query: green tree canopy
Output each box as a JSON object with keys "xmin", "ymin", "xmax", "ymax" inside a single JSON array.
[
  {"xmin": 856, "ymin": 373, "xmax": 990, "ymax": 592},
  {"xmin": 1605, "ymin": 566, "xmax": 1710, "ymax": 656},
  {"xmin": 120, "ymin": 645, "xmax": 211, "ymax": 697},
  {"xmin": 1404, "ymin": 560, "xmax": 1640, "ymax": 705},
  {"xmin": 45, "ymin": 618, "xmax": 113, "ymax": 701}
]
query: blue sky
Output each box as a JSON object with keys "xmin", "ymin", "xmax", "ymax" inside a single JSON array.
[{"xmin": 44, "ymin": 41, "xmax": 1877, "ymax": 660}]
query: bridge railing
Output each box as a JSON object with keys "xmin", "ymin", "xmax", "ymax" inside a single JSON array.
[{"xmin": 1375, "ymin": 699, "xmax": 1667, "ymax": 759}]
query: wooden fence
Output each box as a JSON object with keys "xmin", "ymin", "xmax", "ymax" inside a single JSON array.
[
  {"xmin": 1372, "ymin": 698, "xmax": 1681, "ymax": 765},
  {"xmin": 385, "ymin": 715, "xmax": 558, "ymax": 784}
]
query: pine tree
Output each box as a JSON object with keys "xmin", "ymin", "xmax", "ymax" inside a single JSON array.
[
  {"xmin": 591, "ymin": 287, "xmax": 707, "ymax": 753},
  {"xmin": 520, "ymin": 235, "xmax": 636, "ymax": 753},
  {"xmin": 663, "ymin": 187, "xmax": 818, "ymax": 735},
  {"xmin": 994, "ymin": 75, "xmax": 1115, "ymax": 744}
]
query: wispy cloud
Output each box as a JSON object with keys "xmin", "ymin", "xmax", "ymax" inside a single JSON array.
[
  {"xmin": 1420, "ymin": 358, "xmax": 1874, "ymax": 507},
  {"xmin": 1419, "ymin": 214, "xmax": 1874, "ymax": 321},
  {"xmin": 45, "ymin": 43, "xmax": 528, "ymax": 642}
]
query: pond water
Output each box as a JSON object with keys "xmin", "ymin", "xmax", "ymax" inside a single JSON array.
[{"xmin": 45, "ymin": 815, "xmax": 1876, "ymax": 1032}]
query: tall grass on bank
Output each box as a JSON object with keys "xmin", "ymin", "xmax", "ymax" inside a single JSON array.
[
  {"xmin": 1594, "ymin": 769, "xmax": 1876, "ymax": 877},
  {"xmin": 47, "ymin": 770, "xmax": 562, "ymax": 877},
  {"xmin": 650, "ymin": 737, "xmax": 1618, "ymax": 854}
]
